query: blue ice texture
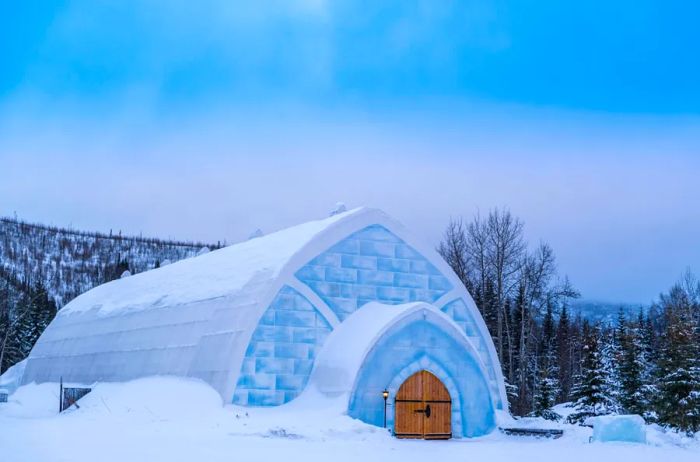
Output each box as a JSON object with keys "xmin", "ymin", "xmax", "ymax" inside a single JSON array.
[{"xmin": 591, "ymin": 415, "xmax": 647, "ymax": 443}]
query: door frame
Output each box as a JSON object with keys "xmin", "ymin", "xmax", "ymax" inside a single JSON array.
[{"xmin": 394, "ymin": 370, "xmax": 453, "ymax": 439}]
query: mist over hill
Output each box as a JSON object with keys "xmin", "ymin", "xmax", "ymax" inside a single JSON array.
[{"xmin": 568, "ymin": 299, "xmax": 648, "ymax": 324}]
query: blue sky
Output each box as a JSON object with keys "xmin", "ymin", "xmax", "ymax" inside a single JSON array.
[
  {"xmin": 3, "ymin": 0, "xmax": 699, "ymax": 112},
  {"xmin": 1, "ymin": 1, "xmax": 699, "ymax": 303}
]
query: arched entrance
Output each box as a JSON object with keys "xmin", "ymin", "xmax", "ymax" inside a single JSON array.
[{"xmin": 394, "ymin": 370, "xmax": 452, "ymax": 440}]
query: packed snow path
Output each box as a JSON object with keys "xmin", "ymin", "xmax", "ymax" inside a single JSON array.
[{"xmin": 1, "ymin": 378, "xmax": 697, "ymax": 462}]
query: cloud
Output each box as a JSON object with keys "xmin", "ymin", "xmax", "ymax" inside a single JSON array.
[{"xmin": 1, "ymin": 100, "xmax": 699, "ymax": 303}]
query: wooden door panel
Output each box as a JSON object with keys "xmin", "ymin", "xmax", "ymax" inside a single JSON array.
[
  {"xmin": 394, "ymin": 401, "xmax": 424, "ymax": 438},
  {"xmin": 422, "ymin": 371, "xmax": 450, "ymax": 401},
  {"xmin": 423, "ymin": 402, "xmax": 452, "ymax": 439},
  {"xmin": 396, "ymin": 372, "xmax": 422, "ymax": 401}
]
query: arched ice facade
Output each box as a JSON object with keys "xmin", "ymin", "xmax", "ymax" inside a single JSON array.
[{"xmin": 21, "ymin": 207, "xmax": 507, "ymax": 437}]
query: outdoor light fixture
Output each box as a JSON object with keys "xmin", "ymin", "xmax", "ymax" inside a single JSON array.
[{"xmin": 382, "ymin": 389, "xmax": 389, "ymax": 428}]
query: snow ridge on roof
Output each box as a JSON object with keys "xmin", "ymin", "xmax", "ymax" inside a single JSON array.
[{"xmin": 61, "ymin": 207, "xmax": 367, "ymax": 317}]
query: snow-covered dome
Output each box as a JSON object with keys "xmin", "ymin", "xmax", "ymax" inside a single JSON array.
[{"xmin": 21, "ymin": 207, "xmax": 507, "ymax": 438}]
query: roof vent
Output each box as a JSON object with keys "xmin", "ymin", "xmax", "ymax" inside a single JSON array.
[
  {"xmin": 248, "ymin": 229, "xmax": 264, "ymax": 240},
  {"xmin": 329, "ymin": 202, "xmax": 347, "ymax": 216}
]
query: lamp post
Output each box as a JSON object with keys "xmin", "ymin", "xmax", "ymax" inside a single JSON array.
[{"xmin": 382, "ymin": 389, "xmax": 389, "ymax": 428}]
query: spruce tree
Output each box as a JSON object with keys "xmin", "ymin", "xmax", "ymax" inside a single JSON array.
[
  {"xmin": 532, "ymin": 303, "xmax": 561, "ymax": 420},
  {"xmin": 654, "ymin": 304, "xmax": 700, "ymax": 434},
  {"xmin": 618, "ymin": 313, "xmax": 647, "ymax": 415},
  {"xmin": 556, "ymin": 305, "xmax": 572, "ymax": 402},
  {"xmin": 26, "ymin": 281, "xmax": 57, "ymax": 351},
  {"xmin": 568, "ymin": 322, "xmax": 612, "ymax": 423},
  {"xmin": 601, "ymin": 315, "xmax": 623, "ymax": 414},
  {"xmin": 14, "ymin": 284, "xmax": 37, "ymax": 359},
  {"xmin": 639, "ymin": 309, "xmax": 659, "ymax": 418}
]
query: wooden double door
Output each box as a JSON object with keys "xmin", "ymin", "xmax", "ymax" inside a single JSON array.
[{"xmin": 394, "ymin": 370, "xmax": 452, "ymax": 439}]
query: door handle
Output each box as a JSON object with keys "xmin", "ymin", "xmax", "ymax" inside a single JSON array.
[{"xmin": 413, "ymin": 404, "xmax": 431, "ymax": 418}]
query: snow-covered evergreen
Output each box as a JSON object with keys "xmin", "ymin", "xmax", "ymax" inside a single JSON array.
[
  {"xmin": 532, "ymin": 304, "xmax": 561, "ymax": 420},
  {"xmin": 567, "ymin": 322, "xmax": 616, "ymax": 423},
  {"xmin": 654, "ymin": 287, "xmax": 700, "ymax": 434},
  {"xmin": 618, "ymin": 310, "xmax": 653, "ymax": 416}
]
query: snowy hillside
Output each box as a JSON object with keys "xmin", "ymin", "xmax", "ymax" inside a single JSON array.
[
  {"xmin": 1, "ymin": 377, "xmax": 697, "ymax": 462},
  {"xmin": 0, "ymin": 216, "xmax": 222, "ymax": 374},
  {"xmin": 0, "ymin": 216, "xmax": 221, "ymax": 307}
]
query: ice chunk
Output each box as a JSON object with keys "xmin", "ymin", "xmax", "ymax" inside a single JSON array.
[{"xmin": 591, "ymin": 414, "xmax": 646, "ymax": 443}]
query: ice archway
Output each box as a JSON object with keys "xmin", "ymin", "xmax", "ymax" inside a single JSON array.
[{"xmin": 307, "ymin": 302, "xmax": 496, "ymax": 437}]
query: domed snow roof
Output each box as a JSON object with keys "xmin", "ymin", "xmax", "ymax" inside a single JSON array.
[{"xmin": 61, "ymin": 207, "xmax": 372, "ymax": 317}]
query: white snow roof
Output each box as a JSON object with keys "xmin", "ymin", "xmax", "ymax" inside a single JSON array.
[{"xmin": 62, "ymin": 207, "xmax": 366, "ymax": 317}]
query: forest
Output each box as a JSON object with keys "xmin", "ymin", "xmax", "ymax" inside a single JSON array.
[{"xmin": 438, "ymin": 209, "xmax": 700, "ymax": 434}]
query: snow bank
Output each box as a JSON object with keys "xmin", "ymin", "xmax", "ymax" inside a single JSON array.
[
  {"xmin": 0, "ymin": 376, "xmax": 384, "ymax": 441},
  {"xmin": 0, "ymin": 358, "xmax": 26, "ymax": 395},
  {"xmin": 591, "ymin": 415, "xmax": 646, "ymax": 444},
  {"xmin": 1, "ymin": 377, "xmax": 698, "ymax": 462},
  {"xmin": 0, "ymin": 377, "xmax": 223, "ymax": 420},
  {"xmin": 646, "ymin": 423, "xmax": 700, "ymax": 448},
  {"xmin": 68, "ymin": 377, "xmax": 224, "ymax": 420},
  {"xmin": 552, "ymin": 402, "xmax": 577, "ymax": 421},
  {"xmin": 0, "ymin": 382, "xmax": 60, "ymax": 418}
]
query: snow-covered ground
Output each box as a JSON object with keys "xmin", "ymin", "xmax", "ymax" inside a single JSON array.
[{"xmin": 1, "ymin": 377, "xmax": 698, "ymax": 462}]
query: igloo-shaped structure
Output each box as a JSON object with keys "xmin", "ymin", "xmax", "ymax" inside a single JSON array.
[{"xmin": 21, "ymin": 207, "xmax": 507, "ymax": 438}]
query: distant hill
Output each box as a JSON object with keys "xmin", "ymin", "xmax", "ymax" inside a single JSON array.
[
  {"xmin": 568, "ymin": 299, "xmax": 648, "ymax": 324},
  {"xmin": 0, "ymin": 216, "xmax": 222, "ymax": 308}
]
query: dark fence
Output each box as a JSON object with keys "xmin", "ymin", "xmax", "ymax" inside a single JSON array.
[
  {"xmin": 60, "ymin": 386, "xmax": 92, "ymax": 412},
  {"xmin": 500, "ymin": 427, "xmax": 564, "ymax": 439}
]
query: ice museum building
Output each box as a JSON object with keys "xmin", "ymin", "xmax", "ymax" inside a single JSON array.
[{"xmin": 22, "ymin": 207, "xmax": 507, "ymax": 439}]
